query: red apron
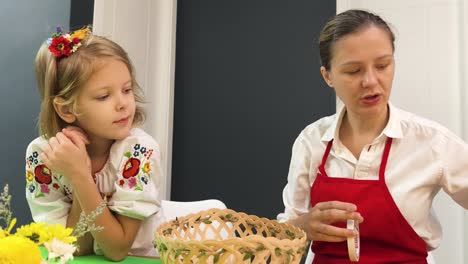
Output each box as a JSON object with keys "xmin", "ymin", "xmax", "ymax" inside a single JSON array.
[{"xmin": 310, "ymin": 138, "xmax": 428, "ymax": 263}]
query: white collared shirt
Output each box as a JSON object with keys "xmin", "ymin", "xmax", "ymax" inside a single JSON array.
[{"xmin": 277, "ymin": 103, "xmax": 468, "ymax": 250}]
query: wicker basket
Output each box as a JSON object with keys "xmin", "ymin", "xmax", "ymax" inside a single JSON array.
[{"xmin": 153, "ymin": 208, "xmax": 307, "ymax": 264}]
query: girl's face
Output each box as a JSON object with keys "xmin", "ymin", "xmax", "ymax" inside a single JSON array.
[
  {"xmin": 321, "ymin": 25, "xmax": 395, "ymax": 119},
  {"xmin": 74, "ymin": 58, "xmax": 136, "ymax": 142}
]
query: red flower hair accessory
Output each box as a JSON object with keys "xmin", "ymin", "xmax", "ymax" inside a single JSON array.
[{"xmin": 47, "ymin": 26, "xmax": 91, "ymax": 60}]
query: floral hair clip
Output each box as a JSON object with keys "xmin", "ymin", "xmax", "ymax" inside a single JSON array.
[{"xmin": 47, "ymin": 26, "xmax": 91, "ymax": 60}]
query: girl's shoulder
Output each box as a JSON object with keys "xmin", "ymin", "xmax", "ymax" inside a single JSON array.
[
  {"xmin": 108, "ymin": 128, "xmax": 160, "ymax": 166},
  {"xmin": 113, "ymin": 128, "xmax": 159, "ymax": 150},
  {"xmin": 26, "ymin": 136, "xmax": 48, "ymax": 155}
]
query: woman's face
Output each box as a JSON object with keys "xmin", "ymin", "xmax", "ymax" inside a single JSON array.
[{"xmin": 321, "ymin": 25, "xmax": 395, "ymax": 118}]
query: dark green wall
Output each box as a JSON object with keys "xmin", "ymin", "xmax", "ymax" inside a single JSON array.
[
  {"xmin": 0, "ymin": 0, "xmax": 93, "ymax": 227},
  {"xmin": 171, "ymin": 1, "xmax": 336, "ymax": 220},
  {"xmin": 0, "ymin": 0, "xmax": 71, "ymax": 227}
]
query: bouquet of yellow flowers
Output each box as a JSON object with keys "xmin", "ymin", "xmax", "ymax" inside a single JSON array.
[{"xmin": 0, "ymin": 184, "xmax": 104, "ymax": 264}]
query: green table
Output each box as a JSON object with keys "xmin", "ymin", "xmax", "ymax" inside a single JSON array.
[{"xmin": 40, "ymin": 247, "xmax": 161, "ymax": 263}]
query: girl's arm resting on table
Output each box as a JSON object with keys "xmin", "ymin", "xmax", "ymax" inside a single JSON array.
[
  {"xmin": 66, "ymin": 194, "xmax": 94, "ymax": 256},
  {"xmin": 71, "ymin": 174, "xmax": 141, "ymax": 261}
]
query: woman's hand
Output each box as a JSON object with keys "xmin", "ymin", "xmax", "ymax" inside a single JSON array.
[
  {"xmin": 290, "ymin": 201, "xmax": 364, "ymax": 242},
  {"xmin": 40, "ymin": 126, "xmax": 91, "ymax": 181}
]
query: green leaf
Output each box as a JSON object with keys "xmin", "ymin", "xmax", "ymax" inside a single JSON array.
[
  {"xmin": 35, "ymin": 193, "xmax": 45, "ymax": 198},
  {"xmin": 213, "ymin": 249, "xmax": 226, "ymax": 263},
  {"xmin": 158, "ymin": 243, "xmax": 168, "ymax": 252},
  {"xmin": 256, "ymin": 245, "xmax": 266, "ymax": 252},
  {"xmin": 275, "ymin": 248, "xmax": 281, "ymax": 256},
  {"xmin": 174, "ymin": 249, "xmax": 182, "ymax": 259},
  {"xmin": 174, "ymin": 248, "xmax": 190, "ymax": 259},
  {"xmin": 286, "ymin": 230, "xmax": 296, "ymax": 239},
  {"xmin": 124, "ymin": 152, "xmax": 132, "ymax": 158},
  {"xmin": 162, "ymin": 228, "xmax": 173, "ymax": 235},
  {"xmin": 243, "ymin": 251, "xmax": 254, "ymax": 261}
]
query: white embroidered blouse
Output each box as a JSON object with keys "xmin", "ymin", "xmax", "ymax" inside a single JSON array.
[{"xmin": 25, "ymin": 128, "xmax": 162, "ymax": 256}]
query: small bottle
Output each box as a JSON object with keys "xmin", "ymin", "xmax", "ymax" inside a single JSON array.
[{"xmin": 347, "ymin": 219, "xmax": 360, "ymax": 262}]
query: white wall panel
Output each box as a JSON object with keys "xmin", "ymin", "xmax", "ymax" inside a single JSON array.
[
  {"xmin": 462, "ymin": 1, "xmax": 468, "ymax": 262},
  {"xmin": 93, "ymin": 0, "xmax": 177, "ymax": 200}
]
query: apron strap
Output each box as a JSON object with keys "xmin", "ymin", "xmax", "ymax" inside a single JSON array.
[
  {"xmin": 318, "ymin": 140, "xmax": 333, "ymax": 177},
  {"xmin": 379, "ymin": 137, "xmax": 393, "ymax": 181}
]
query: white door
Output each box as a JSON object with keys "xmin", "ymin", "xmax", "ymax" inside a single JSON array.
[
  {"xmin": 93, "ymin": 0, "xmax": 177, "ymax": 200},
  {"xmin": 337, "ymin": 1, "xmax": 468, "ymax": 263}
]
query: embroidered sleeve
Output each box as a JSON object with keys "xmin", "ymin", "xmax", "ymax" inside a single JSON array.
[
  {"xmin": 25, "ymin": 138, "xmax": 72, "ymax": 226},
  {"xmin": 107, "ymin": 131, "xmax": 162, "ymax": 220}
]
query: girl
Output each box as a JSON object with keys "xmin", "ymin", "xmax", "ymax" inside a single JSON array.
[
  {"xmin": 25, "ymin": 26, "xmax": 162, "ymax": 261},
  {"xmin": 278, "ymin": 10, "xmax": 468, "ymax": 263}
]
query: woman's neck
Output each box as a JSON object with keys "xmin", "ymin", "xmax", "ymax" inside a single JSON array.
[
  {"xmin": 339, "ymin": 106, "xmax": 389, "ymax": 158},
  {"xmin": 344, "ymin": 109, "xmax": 388, "ymax": 138}
]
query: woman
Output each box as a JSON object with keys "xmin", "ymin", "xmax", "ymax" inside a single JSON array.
[{"xmin": 278, "ymin": 9, "xmax": 468, "ymax": 263}]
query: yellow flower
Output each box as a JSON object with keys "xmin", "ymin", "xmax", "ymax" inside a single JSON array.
[
  {"xmin": 45, "ymin": 224, "xmax": 77, "ymax": 244},
  {"xmin": 70, "ymin": 26, "xmax": 91, "ymax": 40},
  {"xmin": 0, "ymin": 218, "xmax": 16, "ymax": 238},
  {"xmin": 26, "ymin": 170, "xmax": 34, "ymax": 182},
  {"xmin": 143, "ymin": 162, "xmax": 151, "ymax": 173},
  {"xmin": 0, "ymin": 236, "xmax": 42, "ymax": 264},
  {"xmin": 15, "ymin": 222, "xmax": 48, "ymax": 245}
]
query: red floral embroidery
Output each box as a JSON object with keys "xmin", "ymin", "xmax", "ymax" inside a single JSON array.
[
  {"xmin": 34, "ymin": 164, "xmax": 52, "ymax": 185},
  {"xmin": 40, "ymin": 184, "xmax": 50, "ymax": 194},
  {"xmin": 120, "ymin": 144, "xmax": 154, "ymax": 191},
  {"xmin": 119, "ymin": 179, "xmax": 125, "ymax": 186},
  {"xmin": 52, "ymin": 183, "xmax": 60, "ymax": 190},
  {"xmin": 122, "ymin": 158, "xmax": 140, "ymax": 178}
]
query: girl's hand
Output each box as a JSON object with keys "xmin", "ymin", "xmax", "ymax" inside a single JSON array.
[
  {"xmin": 292, "ymin": 201, "xmax": 364, "ymax": 242},
  {"xmin": 40, "ymin": 127, "xmax": 91, "ymax": 180},
  {"xmin": 62, "ymin": 126, "xmax": 90, "ymax": 145}
]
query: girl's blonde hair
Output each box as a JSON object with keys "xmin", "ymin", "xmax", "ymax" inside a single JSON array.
[{"xmin": 35, "ymin": 31, "xmax": 145, "ymax": 139}]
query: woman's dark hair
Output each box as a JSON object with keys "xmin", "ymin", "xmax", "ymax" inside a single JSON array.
[{"xmin": 319, "ymin": 9, "xmax": 395, "ymax": 70}]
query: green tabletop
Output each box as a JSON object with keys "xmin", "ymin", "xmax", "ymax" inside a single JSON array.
[{"xmin": 40, "ymin": 246, "xmax": 161, "ymax": 264}]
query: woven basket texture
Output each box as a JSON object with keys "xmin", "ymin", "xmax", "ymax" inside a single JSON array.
[{"xmin": 154, "ymin": 208, "xmax": 307, "ymax": 264}]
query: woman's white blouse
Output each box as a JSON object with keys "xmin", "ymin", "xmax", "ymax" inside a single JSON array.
[
  {"xmin": 25, "ymin": 128, "xmax": 162, "ymax": 256},
  {"xmin": 277, "ymin": 103, "xmax": 468, "ymax": 250}
]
